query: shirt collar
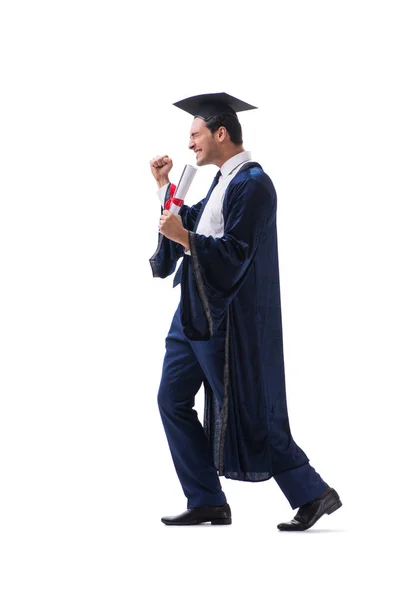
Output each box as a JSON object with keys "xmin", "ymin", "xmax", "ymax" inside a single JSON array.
[{"xmin": 220, "ymin": 150, "xmax": 252, "ymax": 179}]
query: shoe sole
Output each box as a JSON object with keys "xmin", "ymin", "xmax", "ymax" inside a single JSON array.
[
  {"xmin": 162, "ymin": 517, "xmax": 232, "ymax": 526},
  {"xmin": 211, "ymin": 518, "xmax": 232, "ymax": 525}
]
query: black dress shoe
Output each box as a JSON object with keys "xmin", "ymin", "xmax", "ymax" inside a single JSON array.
[
  {"xmin": 277, "ymin": 487, "xmax": 342, "ymax": 531},
  {"xmin": 161, "ymin": 503, "xmax": 232, "ymax": 526}
]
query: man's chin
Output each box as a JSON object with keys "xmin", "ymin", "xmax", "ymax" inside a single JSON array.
[{"xmin": 196, "ymin": 155, "xmax": 208, "ymax": 166}]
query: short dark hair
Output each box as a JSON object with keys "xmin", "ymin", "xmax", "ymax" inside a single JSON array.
[{"xmin": 205, "ymin": 112, "xmax": 243, "ymax": 145}]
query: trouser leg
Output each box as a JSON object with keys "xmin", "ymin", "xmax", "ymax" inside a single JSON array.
[
  {"xmin": 157, "ymin": 307, "xmax": 227, "ymax": 509},
  {"xmin": 274, "ymin": 463, "xmax": 329, "ymax": 509}
]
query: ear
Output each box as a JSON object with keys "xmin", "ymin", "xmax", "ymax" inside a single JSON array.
[{"xmin": 218, "ymin": 126, "xmax": 227, "ymax": 141}]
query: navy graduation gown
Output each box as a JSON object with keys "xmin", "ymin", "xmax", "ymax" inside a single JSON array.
[{"xmin": 150, "ymin": 163, "xmax": 308, "ymax": 482}]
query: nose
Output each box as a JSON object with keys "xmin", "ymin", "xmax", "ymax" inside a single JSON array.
[{"xmin": 188, "ymin": 139, "xmax": 195, "ymax": 150}]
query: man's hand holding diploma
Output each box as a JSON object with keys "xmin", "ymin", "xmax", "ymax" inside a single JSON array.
[
  {"xmin": 151, "ymin": 155, "xmax": 197, "ymax": 252},
  {"xmin": 159, "ymin": 210, "xmax": 190, "ymax": 251}
]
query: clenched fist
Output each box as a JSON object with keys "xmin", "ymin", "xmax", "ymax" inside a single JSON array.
[
  {"xmin": 159, "ymin": 210, "xmax": 189, "ymax": 250},
  {"xmin": 150, "ymin": 155, "xmax": 173, "ymax": 188}
]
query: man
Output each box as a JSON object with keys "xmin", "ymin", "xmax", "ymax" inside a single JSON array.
[{"xmin": 149, "ymin": 93, "xmax": 342, "ymax": 530}]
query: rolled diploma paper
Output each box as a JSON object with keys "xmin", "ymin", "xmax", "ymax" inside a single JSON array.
[{"xmin": 169, "ymin": 164, "xmax": 198, "ymax": 215}]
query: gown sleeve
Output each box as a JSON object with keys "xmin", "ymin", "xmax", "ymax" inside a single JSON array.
[{"xmin": 180, "ymin": 176, "xmax": 276, "ymax": 340}]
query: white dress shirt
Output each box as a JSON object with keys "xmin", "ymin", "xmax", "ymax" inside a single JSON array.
[{"xmin": 157, "ymin": 150, "xmax": 252, "ymax": 255}]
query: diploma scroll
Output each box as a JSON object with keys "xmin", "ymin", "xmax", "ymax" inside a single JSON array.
[{"xmin": 168, "ymin": 164, "xmax": 198, "ymax": 214}]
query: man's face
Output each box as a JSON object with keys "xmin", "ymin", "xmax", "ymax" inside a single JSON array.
[{"xmin": 188, "ymin": 117, "xmax": 219, "ymax": 166}]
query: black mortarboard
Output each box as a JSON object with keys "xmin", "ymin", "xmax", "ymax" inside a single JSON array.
[{"xmin": 173, "ymin": 92, "xmax": 257, "ymax": 120}]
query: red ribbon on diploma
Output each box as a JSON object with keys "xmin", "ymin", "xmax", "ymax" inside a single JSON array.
[{"xmin": 165, "ymin": 184, "xmax": 184, "ymax": 211}]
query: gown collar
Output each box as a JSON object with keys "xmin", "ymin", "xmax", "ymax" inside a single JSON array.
[{"xmin": 220, "ymin": 150, "xmax": 252, "ymax": 179}]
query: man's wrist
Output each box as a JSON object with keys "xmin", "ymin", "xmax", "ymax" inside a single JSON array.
[
  {"xmin": 179, "ymin": 229, "xmax": 190, "ymax": 251},
  {"xmin": 157, "ymin": 177, "xmax": 170, "ymax": 189}
]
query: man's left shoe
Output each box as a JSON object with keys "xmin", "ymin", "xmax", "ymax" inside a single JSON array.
[{"xmin": 277, "ymin": 487, "xmax": 342, "ymax": 531}]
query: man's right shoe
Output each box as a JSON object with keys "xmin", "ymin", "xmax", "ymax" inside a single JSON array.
[
  {"xmin": 161, "ymin": 503, "xmax": 232, "ymax": 526},
  {"xmin": 277, "ymin": 487, "xmax": 342, "ymax": 531}
]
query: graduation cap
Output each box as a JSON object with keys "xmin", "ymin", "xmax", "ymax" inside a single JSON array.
[{"xmin": 173, "ymin": 92, "xmax": 257, "ymax": 120}]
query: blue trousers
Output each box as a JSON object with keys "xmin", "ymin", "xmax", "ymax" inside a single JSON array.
[{"xmin": 157, "ymin": 305, "xmax": 328, "ymax": 510}]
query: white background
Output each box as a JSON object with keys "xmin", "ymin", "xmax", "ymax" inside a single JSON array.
[{"xmin": 1, "ymin": 1, "xmax": 399, "ymax": 598}]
